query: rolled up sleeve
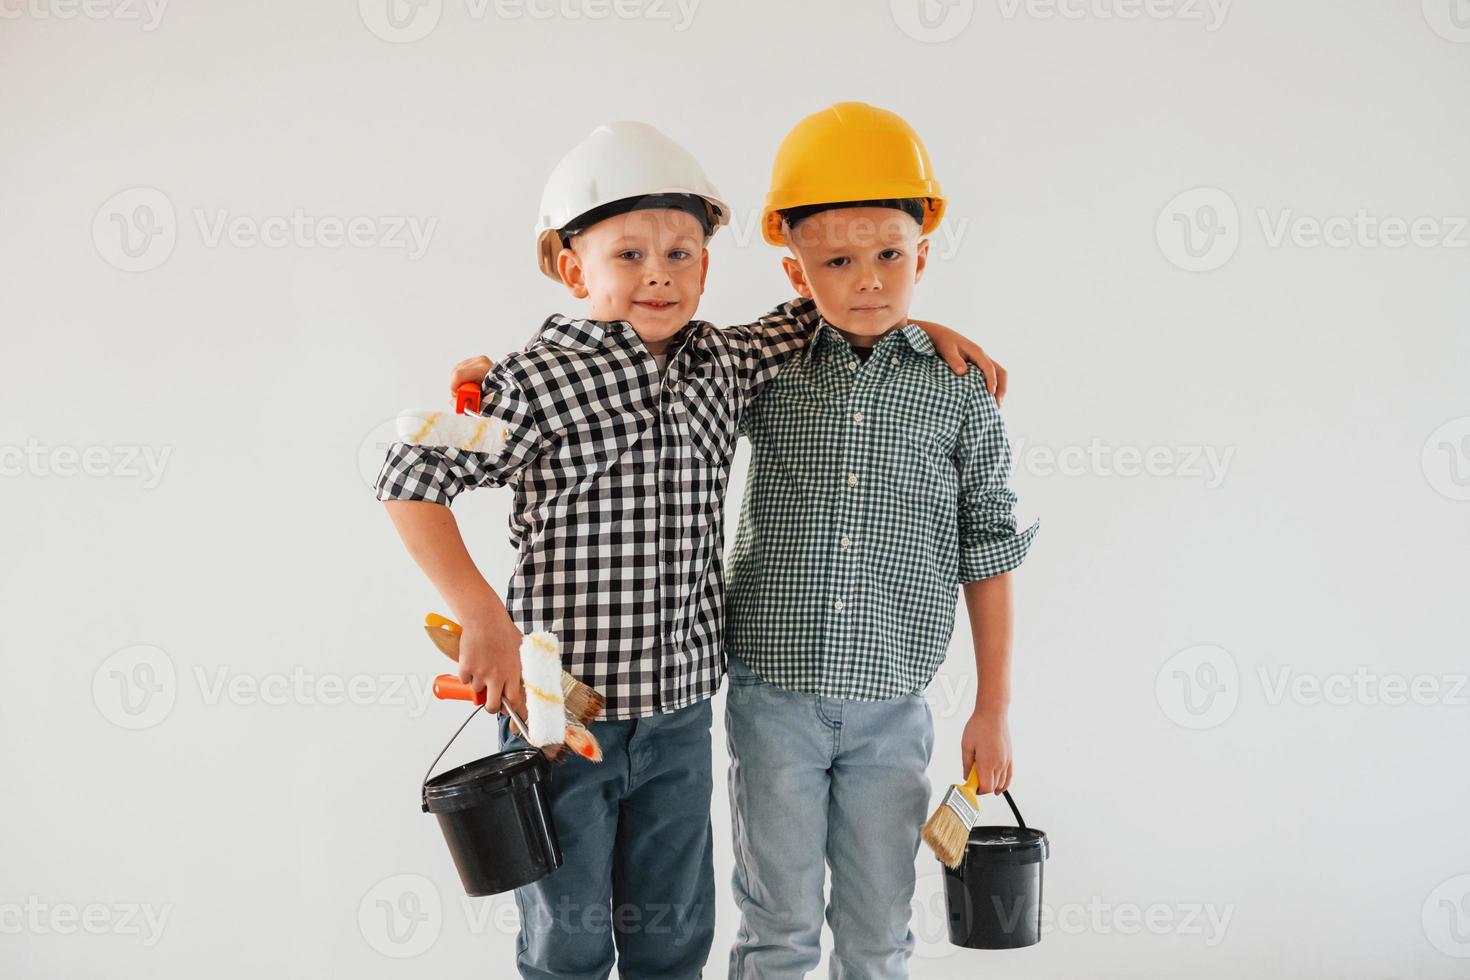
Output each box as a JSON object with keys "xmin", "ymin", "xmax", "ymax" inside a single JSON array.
[
  {"xmin": 953, "ymin": 381, "xmax": 1039, "ymax": 582},
  {"xmin": 373, "ymin": 359, "xmax": 552, "ymax": 506}
]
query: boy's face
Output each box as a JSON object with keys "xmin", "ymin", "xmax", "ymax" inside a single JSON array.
[
  {"xmin": 556, "ymin": 208, "xmax": 709, "ymax": 353},
  {"xmin": 780, "ymin": 207, "xmax": 929, "ymax": 344}
]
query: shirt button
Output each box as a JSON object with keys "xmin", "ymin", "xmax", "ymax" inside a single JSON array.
[
  {"xmin": 834, "ymin": 599, "xmax": 845, "ymax": 612},
  {"xmin": 840, "ymin": 535, "xmax": 851, "ymax": 549},
  {"xmin": 890, "ymin": 356, "xmax": 899, "ymax": 366},
  {"xmin": 847, "ymin": 474, "xmax": 859, "ymax": 487},
  {"xmin": 852, "ymin": 412, "xmax": 864, "ymax": 424},
  {"xmin": 847, "ymin": 361, "xmax": 858, "ymax": 371}
]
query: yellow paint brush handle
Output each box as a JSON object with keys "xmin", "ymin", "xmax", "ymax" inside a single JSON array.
[{"xmin": 960, "ymin": 767, "xmax": 981, "ymax": 804}]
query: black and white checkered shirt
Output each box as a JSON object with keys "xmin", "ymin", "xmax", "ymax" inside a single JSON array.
[{"xmin": 375, "ymin": 299, "xmax": 820, "ymax": 720}]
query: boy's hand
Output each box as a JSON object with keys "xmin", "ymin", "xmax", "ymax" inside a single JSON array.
[
  {"xmin": 450, "ymin": 355, "xmax": 495, "ymax": 401},
  {"xmin": 456, "ymin": 607, "xmax": 527, "ymax": 720},
  {"xmin": 961, "ymin": 707, "xmax": 1013, "ymax": 796},
  {"xmin": 909, "ymin": 320, "xmax": 1008, "ymax": 406}
]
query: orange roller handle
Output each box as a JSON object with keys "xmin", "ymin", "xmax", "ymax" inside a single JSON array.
[
  {"xmin": 455, "ymin": 382, "xmax": 481, "ymax": 415},
  {"xmin": 433, "ymin": 673, "xmax": 485, "ymax": 706},
  {"xmin": 425, "ymin": 612, "xmax": 463, "ymax": 636}
]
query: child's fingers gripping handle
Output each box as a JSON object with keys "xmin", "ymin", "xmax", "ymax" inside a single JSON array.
[{"xmin": 433, "ymin": 673, "xmax": 486, "ymax": 706}]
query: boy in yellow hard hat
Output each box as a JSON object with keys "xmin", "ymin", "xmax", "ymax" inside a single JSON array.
[
  {"xmin": 384, "ymin": 119, "xmax": 1003, "ymax": 978},
  {"xmin": 721, "ymin": 102, "xmax": 1039, "ymax": 976}
]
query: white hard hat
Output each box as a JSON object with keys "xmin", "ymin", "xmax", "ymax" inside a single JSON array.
[{"xmin": 535, "ymin": 121, "xmax": 730, "ymax": 282}]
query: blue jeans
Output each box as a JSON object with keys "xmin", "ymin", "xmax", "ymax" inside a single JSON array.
[
  {"xmin": 724, "ymin": 654, "xmax": 935, "ymax": 979},
  {"xmin": 499, "ymin": 698, "xmax": 716, "ymax": 980}
]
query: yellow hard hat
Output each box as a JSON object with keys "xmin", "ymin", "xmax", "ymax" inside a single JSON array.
[{"xmin": 761, "ymin": 102, "xmax": 946, "ymax": 246}]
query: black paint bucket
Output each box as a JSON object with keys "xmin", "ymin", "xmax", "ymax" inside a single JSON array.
[
  {"xmin": 421, "ymin": 706, "xmax": 562, "ymax": 897},
  {"xmin": 943, "ymin": 791, "xmax": 1048, "ymax": 949}
]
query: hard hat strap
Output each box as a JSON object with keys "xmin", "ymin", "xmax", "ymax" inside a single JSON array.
[{"xmin": 560, "ymin": 193, "xmax": 719, "ymax": 243}]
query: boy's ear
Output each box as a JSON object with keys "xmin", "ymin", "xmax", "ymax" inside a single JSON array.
[
  {"xmin": 698, "ymin": 248, "xmax": 710, "ymax": 293},
  {"xmin": 557, "ymin": 247, "xmax": 589, "ymax": 299},
  {"xmin": 781, "ymin": 255, "xmax": 812, "ymax": 298},
  {"xmin": 913, "ymin": 238, "xmax": 930, "ymax": 284}
]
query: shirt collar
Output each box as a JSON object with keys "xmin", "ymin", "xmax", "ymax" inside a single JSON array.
[
  {"xmin": 811, "ymin": 317, "xmax": 936, "ymax": 359},
  {"xmin": 537, "ymin": 314, "xmax": 708, "ymax": 365}
]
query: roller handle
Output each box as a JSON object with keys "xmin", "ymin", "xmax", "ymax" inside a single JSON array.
[
  {"xmin": 433, "ymin": 673, "xmax": 485, "ymax": 706},
  {"xmin": 455, "ymin": 382, "xmax": 481, "ymax": 415}
]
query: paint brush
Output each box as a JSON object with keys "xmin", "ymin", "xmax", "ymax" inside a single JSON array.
[{"xmin": 922, "ymin": 767, "xmax": 982, "ymax": 869}]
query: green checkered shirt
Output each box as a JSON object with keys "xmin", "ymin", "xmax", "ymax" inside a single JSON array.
[{"xmin": 726, "ymin": 317, "xmax": 1039, "ymax": 700}]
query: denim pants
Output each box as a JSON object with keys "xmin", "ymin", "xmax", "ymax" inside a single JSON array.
[
  {"xmin": 724, "ymin": 654, "xmax": 935, "ymax": 979},
  {"xmin": 498, "ymin": 698, "xmax": 716, "ymax": 980}
]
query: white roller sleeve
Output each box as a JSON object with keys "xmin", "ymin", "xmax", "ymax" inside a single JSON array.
[
  {"xmin": 519, "ymin": 632, "xmax": 566, "ymax": 747},
  {"xmin": 395, "ymin": 409, "xmax": 508, "ymax": 456}
]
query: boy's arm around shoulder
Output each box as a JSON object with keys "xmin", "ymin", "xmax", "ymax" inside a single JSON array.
[{"xmin": 716, "ymin": 297, "xmax": 823, "ymax": 406}]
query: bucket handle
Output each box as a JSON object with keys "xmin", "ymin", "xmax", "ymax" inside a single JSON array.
[
  {"xmin": 422, "ymin": 703, "xmax": 493, "ymax": 801},
  {"xmin": 1000, "ymin": 790, "xmax": 1027, "ymax": 830}
]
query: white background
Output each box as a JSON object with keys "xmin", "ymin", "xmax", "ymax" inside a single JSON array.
[{"xmin": 2, "ymin": 1, "xmax": 1468, "ymax": 977}]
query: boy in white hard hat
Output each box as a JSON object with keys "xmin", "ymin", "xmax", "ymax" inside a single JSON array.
[{"xmin": 379, "ymin": 121, "xmax": 1002, "ymax": 978}]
